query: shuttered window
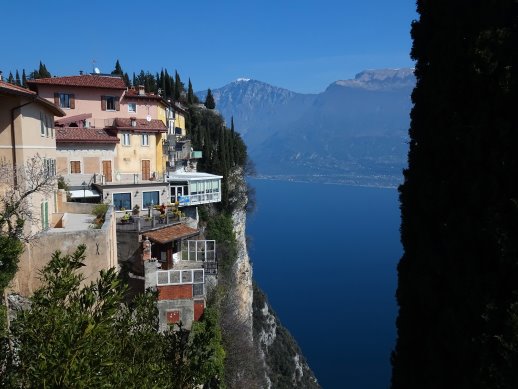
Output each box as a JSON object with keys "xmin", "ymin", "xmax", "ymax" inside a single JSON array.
[
  {"xmin": 54, "ymin": 93, "xmax": 75, "ymax": 109},
  {"xmin": 70, "ymin": 161, "xmax": 81, "ymax": 174},
  {"xmin": 101, "ymin": 96, "xmax": 119, "ymax": 111}
]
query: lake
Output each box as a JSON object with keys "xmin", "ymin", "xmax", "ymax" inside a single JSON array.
[{"xmin": 246, "ymin": 179, "xmax": 402, "ymax": 389}]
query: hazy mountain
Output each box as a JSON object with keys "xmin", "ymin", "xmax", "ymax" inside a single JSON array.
[{"xmin": 197, "ymin": 68, "xmax": 415, "ymax": 186}]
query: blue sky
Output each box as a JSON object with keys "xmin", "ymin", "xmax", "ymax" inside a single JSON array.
[{"xmin": 1, "ymin": 0, "xmax": 416, "ymax": 93}]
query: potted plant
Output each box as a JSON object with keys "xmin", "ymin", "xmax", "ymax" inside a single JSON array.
[{"xmin": 132, "ymin": 204, "xmax": 140, "ymax": 216}]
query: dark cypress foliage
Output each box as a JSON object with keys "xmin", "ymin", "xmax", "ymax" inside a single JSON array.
[
  {"xmin": 392, "ymin": 1, "xmax": 518, "ymax": 388},
  {"xmin": 132, "ymin": 72, "xmax": 136, "ymax": 88},
  {"xmin": 111, "ymin": 59, "xmax": 123, "ymax": 75},
  {"xmin": 187, "ymin": 78, "xmax": 194, "ymax": 104},
  {"xmin": 123, "ymin": 73, "xmax": 130, "ymax": 87},
  {"xmin": 21, "ymin": 69, "xmax": 27, "ymax": 87},
  {"xmin": 7, "ymin": 72, "xmax": 14, "ymax": 84},
  {"xmin": 38, "ymin": 61, "xmax": 51, "ymax": 78},
  {"xmin": 204, "ymin": 88, "xmax": 216, "ymax": 109},
  {"xmin": 174, "ymin": 71, "xmax": 183, "ymax": 101},
  {"xmin": 15, "ymin": 70, "xmax": 21, "ymax": 86}
]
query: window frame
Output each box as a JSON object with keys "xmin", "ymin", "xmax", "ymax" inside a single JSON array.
[
  {"xmin": 106, "ymin": 96, "xmax": 116, "ymax": 111},
  {"xmin": 70, "ymin": 160, "xmax": 81, "ymax": 174},
  {"xmin": 142, "ymin": 190, "xmax": 159, "ymax": 210},
  {"xmin": 128, "ymin": 102, "xmax": 137, "ymax": 113},
  {"xmin": 141, "ymin": 133, "xmax": 149, "ymax": 146},
  {"xmin": 59, "ymin": 93, "xmax": 71, "ymax": 109},
  {"xmin": 122, "ymin": 132, "xmax": 131, "ymax": 146},
  {"xmin": 112, "ymin": 192, "xmax": 132, "ymax": 211}
]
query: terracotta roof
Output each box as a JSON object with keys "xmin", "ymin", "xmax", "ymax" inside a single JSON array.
[
  {"xmin": 123, "ymin": 89, "xmax": 164, "ymax": 100},
  {"xmin": 0, "ymin": 81, "xmax": 66, "ymax": 117},
  {"xmin": 112, "ymin": 118, "xmax": 167, "ymax": 132},
  {"xmin": 56, "ymin": 127, "xmax": 120, "ymax": 144},
  {"xmin": 55, "ymin": 113, "xmax": 92, "ymax": 126},
  {"xmin": 27, "ymin": 75, "xmax": 126, "ymax": 89},
  {"xmin": 144, "ymin": 224, "xmax": 199, "ymax": 244}
]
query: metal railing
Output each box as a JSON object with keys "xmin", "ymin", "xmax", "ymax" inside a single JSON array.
[{"xmin": 116, "ymin": 213, "xmax": 180, "ymax": 232}]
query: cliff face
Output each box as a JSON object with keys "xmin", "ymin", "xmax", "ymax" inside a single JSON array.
[{"xmin": 227, "ymin": 169, "xmax": 320, "ymax": 388}]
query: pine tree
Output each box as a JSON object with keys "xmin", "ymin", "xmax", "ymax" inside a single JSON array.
[
  {"xmin": 392, "ymin": 1, "xmax": 518, "ymax": 388},
  {"xmin": 15, "ymin": 70, "xmax": 21, "ymax": 86},
  {"xmin": 204, "ymin": 88, "xmax": 216, "ymax": 110},
  {"xmin": 21, "ymin": 69, "xmax": 27, "ymax": 87}
]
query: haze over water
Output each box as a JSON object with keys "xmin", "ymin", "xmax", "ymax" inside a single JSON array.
[{"xmin": 247, "ymin": 178, "xmax": 402, "ymax": 389}]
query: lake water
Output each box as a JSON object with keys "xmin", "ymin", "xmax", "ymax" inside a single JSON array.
[{"xmin": 246, "ymin": 179, "xmax": 402, "ymax": 389}]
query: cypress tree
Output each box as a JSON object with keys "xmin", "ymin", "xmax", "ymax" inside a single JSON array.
[
  {"xmin": 123, "ymin": 72, "xmax": 130, "ymax": 87},
  {"xmin": 174, "ymin": 71, "xmax": 183, "ymax": 100},
  {"xmin": 7, "ymin": 72, "xmax": 14, "ymax": 84},
  {"xmin": 111, "ymin": 59, "xmax": 123, "ymax": 75},
  {"xmin": 187, "ymin": 78, "xmax": 194, "ymax": 104},
  {"xmin": 38, "ymin": 61, "xmax": 51, "ymax": 78},
  {"xmin": 392, "ymin": 1, "xmax": 518, "ymax": 388},
  {"xmin": 15, "ymin": 70, "xmax": 21, "ymax": 86},
  {"xmin": 132, "ymin": 72, "xmax": 136, "ymax": 87},
  {"xmin": 21, "ymin": 69, "xmax": 27, "ymax": 87},
  {"xmin": 204, "ymin": 89, "xmax": 216, "ymax": 109}
]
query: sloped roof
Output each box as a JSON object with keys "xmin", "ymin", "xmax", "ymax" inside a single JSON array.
[
  {"xmin": 27, "ymin": 74, "xmax": 126, "ymax": 89},
  {"xmin": 144, "ymin": 224, "xmax": 199, "ymax": 244},
  {"xmin": 56, "ymin": 127, "xmax": 119, "ymax": 144},
  {"xmin": 123, "ymin": 89, "xmax": 164, "ymax": 101},
  {"xmin": 0, "ymin": 80, "xmax": 66, "ymax": 116},
  {"xmin": 112, "ymin": 118, "xmax": 167, "ymax": 132}
]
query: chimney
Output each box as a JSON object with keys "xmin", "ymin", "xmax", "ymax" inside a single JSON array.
[
  {"xmin": 138, "ymin": 85, "xmax": 145, "ymax": 96},
  {"xmin": 0, "ymin": 71, "xmax": 3, "ymax": 81},
  {"xmin": 130, "ymin": 117, "xmax": 137, "ymax": 127},
  {"xmin": 79, "ymin": 70, "xmax": 84, "ymax": 75}
]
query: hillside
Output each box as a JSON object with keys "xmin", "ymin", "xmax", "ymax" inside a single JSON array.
[{"xmin": 198, "ymin": 68, "xmax": 415, "ymax": 187}]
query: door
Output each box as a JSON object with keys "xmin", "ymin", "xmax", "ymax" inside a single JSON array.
[
  {"xmin": 142, "ymin": 160, "xmax": 150, "ymax": 180},
  {"xmin": 102, "ymin": 160, "xmax": 112, "ymax": 183}
]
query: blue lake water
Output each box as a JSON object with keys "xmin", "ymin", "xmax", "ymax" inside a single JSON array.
[{"xmin": 246, "ymin": 179, "xmax": 402, "ymax": 389}]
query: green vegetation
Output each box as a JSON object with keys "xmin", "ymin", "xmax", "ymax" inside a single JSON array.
[
  {"xmin": 91, "ymin": 203, "xmax": 109, "ymax": 228},
  {"xmin": 392, "ymin": 1, "xmax": 518, "ymax": 388},
  {"xmin": 204, "ymin": 88, "xmax": 216, "ymax": 109},
  {"xmin": 1, "ymin": 245, "xmax": 225, "ymax": 388}
]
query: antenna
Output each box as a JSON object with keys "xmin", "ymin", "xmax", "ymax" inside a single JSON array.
[{"xmin": 94, "ymin": 67, "xmax": 101, "ymax": 74}]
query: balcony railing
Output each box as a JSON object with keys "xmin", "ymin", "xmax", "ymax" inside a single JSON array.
[{"xmin": 116, "ymin": 213, "xmax": 180, "ymax": 232}]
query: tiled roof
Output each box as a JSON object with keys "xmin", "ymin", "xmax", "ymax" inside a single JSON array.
[
  {"xmin": 123, "ymin": 89, "xmax": 163, "ymax": 100},
  {"xmin": 27, "ymin": 75, "xmax": 127, "ymax": 89},
  {"xmin": 0, "ymin": 81, "xmax": 66, "ymax": 116},
  {"xmin": 0, "ymin": 81, "xmax": 36, "ymax": 96},
  {"xmin": 113, "ymin": 118, "xmax": 167, "ymax": 132},
  {"xmin": 144, "ymin": 224, "xmax": 199, "ymax": 244},
  {"xmin": 55, "ymin": 113, "xmax": 92, "ymax": 126},
  {"xmin": 56, "ymin": 127, "xmax": 120, "ymax": 144}
]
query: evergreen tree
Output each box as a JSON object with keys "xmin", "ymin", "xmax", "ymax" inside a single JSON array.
[
  {"xmin": 123, "ymin": 72, "xmax": 130, "ymax": 87},
  {"xmin": 14, "ymin": 70, "xmax": 20, "ymax": 86},
  {"xmin": 21, "ymin": 69, "xmax": 27, "ymax": 87},
  {"xmin": 174, "ymin": 70, "xmax": 183, "ymax": 100},
  {"xmin": 38, "ymin": 61, "xmax": 51, "ymax": 78},
  {"xmin": 204, "ymin": 88, "xmax": 216, "ymax": 109},
  {"xmin": 132, "ymin": 72, "xmax": 136, "ymax": 87},
  {"xmin": 187, "ymin": 78, "xmax": 194, "ymax": 104},
  {"xmin": 111, "ymin": 59, "xmax": 123, "ymax": 75},
  {"xmin": 7, "ymin": 72, "xmax": 14, "ymax": 84},
  {"xmin": 392, "ymin": 2, "xmax": 518, "ymax": 388}
]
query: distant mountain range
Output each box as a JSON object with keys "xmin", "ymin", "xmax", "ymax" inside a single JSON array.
[{"xmin": 197, "ymin": 68, "xmax": 415, "ymax": 187}]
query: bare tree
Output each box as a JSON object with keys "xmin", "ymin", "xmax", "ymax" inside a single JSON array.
[{"xmin": 0, "ymin": 154, "xmax": 57, "ymax": 241}]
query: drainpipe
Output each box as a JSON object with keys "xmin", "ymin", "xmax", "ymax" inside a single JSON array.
[{"xmin": 10, "ymin": 100, "xmax": 36, "ymax": 187}]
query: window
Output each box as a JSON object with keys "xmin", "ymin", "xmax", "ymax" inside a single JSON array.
[
  {"xmin": 142, "ymin": 191, "xmax": 159, "ymax": 209},
  {"xmin": 101, "ymin": 95, "xmax": 119, "ymax": 111},
  {"xmin": 141, "ymin": 134, "xmax": 149, "ymax": 146},
  {"xmin": 70, "ymin": 161, "xmax": 81, "ymax": 174},
  {"xmin": 128, "ymin": 102, "xmax": 136, "ymax": 113},
  {"xmin": 113, "ymin": 193, "xmax": 131, "ymax": 211},
  {"xmin": 44, "ymin": 158, "xmax": 56, "ymax": 177},
  {"xmin": 40, "ymin": 112, "xmax": 46, "ymax": 136},
  {"xmin": 54, "ymin": 93, "xmax": 74, "ymax": 109},
  {"xmin": 122, "ymin": 133, "xmax": 130, "ymax": 146}
]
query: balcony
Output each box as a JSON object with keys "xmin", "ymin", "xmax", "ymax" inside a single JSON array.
[{"xmin": 116, "ymin": 212, "xmax": 180, "ymax": 232}]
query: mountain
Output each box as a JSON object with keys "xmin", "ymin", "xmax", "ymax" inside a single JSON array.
[{"xmin": 197, "ymin": 68, "xmax": 415, "ymax": 187}]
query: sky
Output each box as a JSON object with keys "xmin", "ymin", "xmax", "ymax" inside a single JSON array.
[{"xmin": 1, "ymin": 0, "xmax": 417, "ymax": 94}]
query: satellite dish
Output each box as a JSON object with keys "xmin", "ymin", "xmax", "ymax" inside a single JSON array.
[
  {"xmin": 94, "ymin": 67, "xmax": 101, "ymax": 74},
  {"xmin": 146, "ymin": 115, "xmax": 151, "ymax": 122}
]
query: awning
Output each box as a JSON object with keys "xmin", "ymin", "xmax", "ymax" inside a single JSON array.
[
  {"xmin": 69, "ymin": 189, "xmax": 101, "ymax": 198},
  {"xmin": 144, "ymin": 224, "xmax": 199, "ymax": 244}
]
